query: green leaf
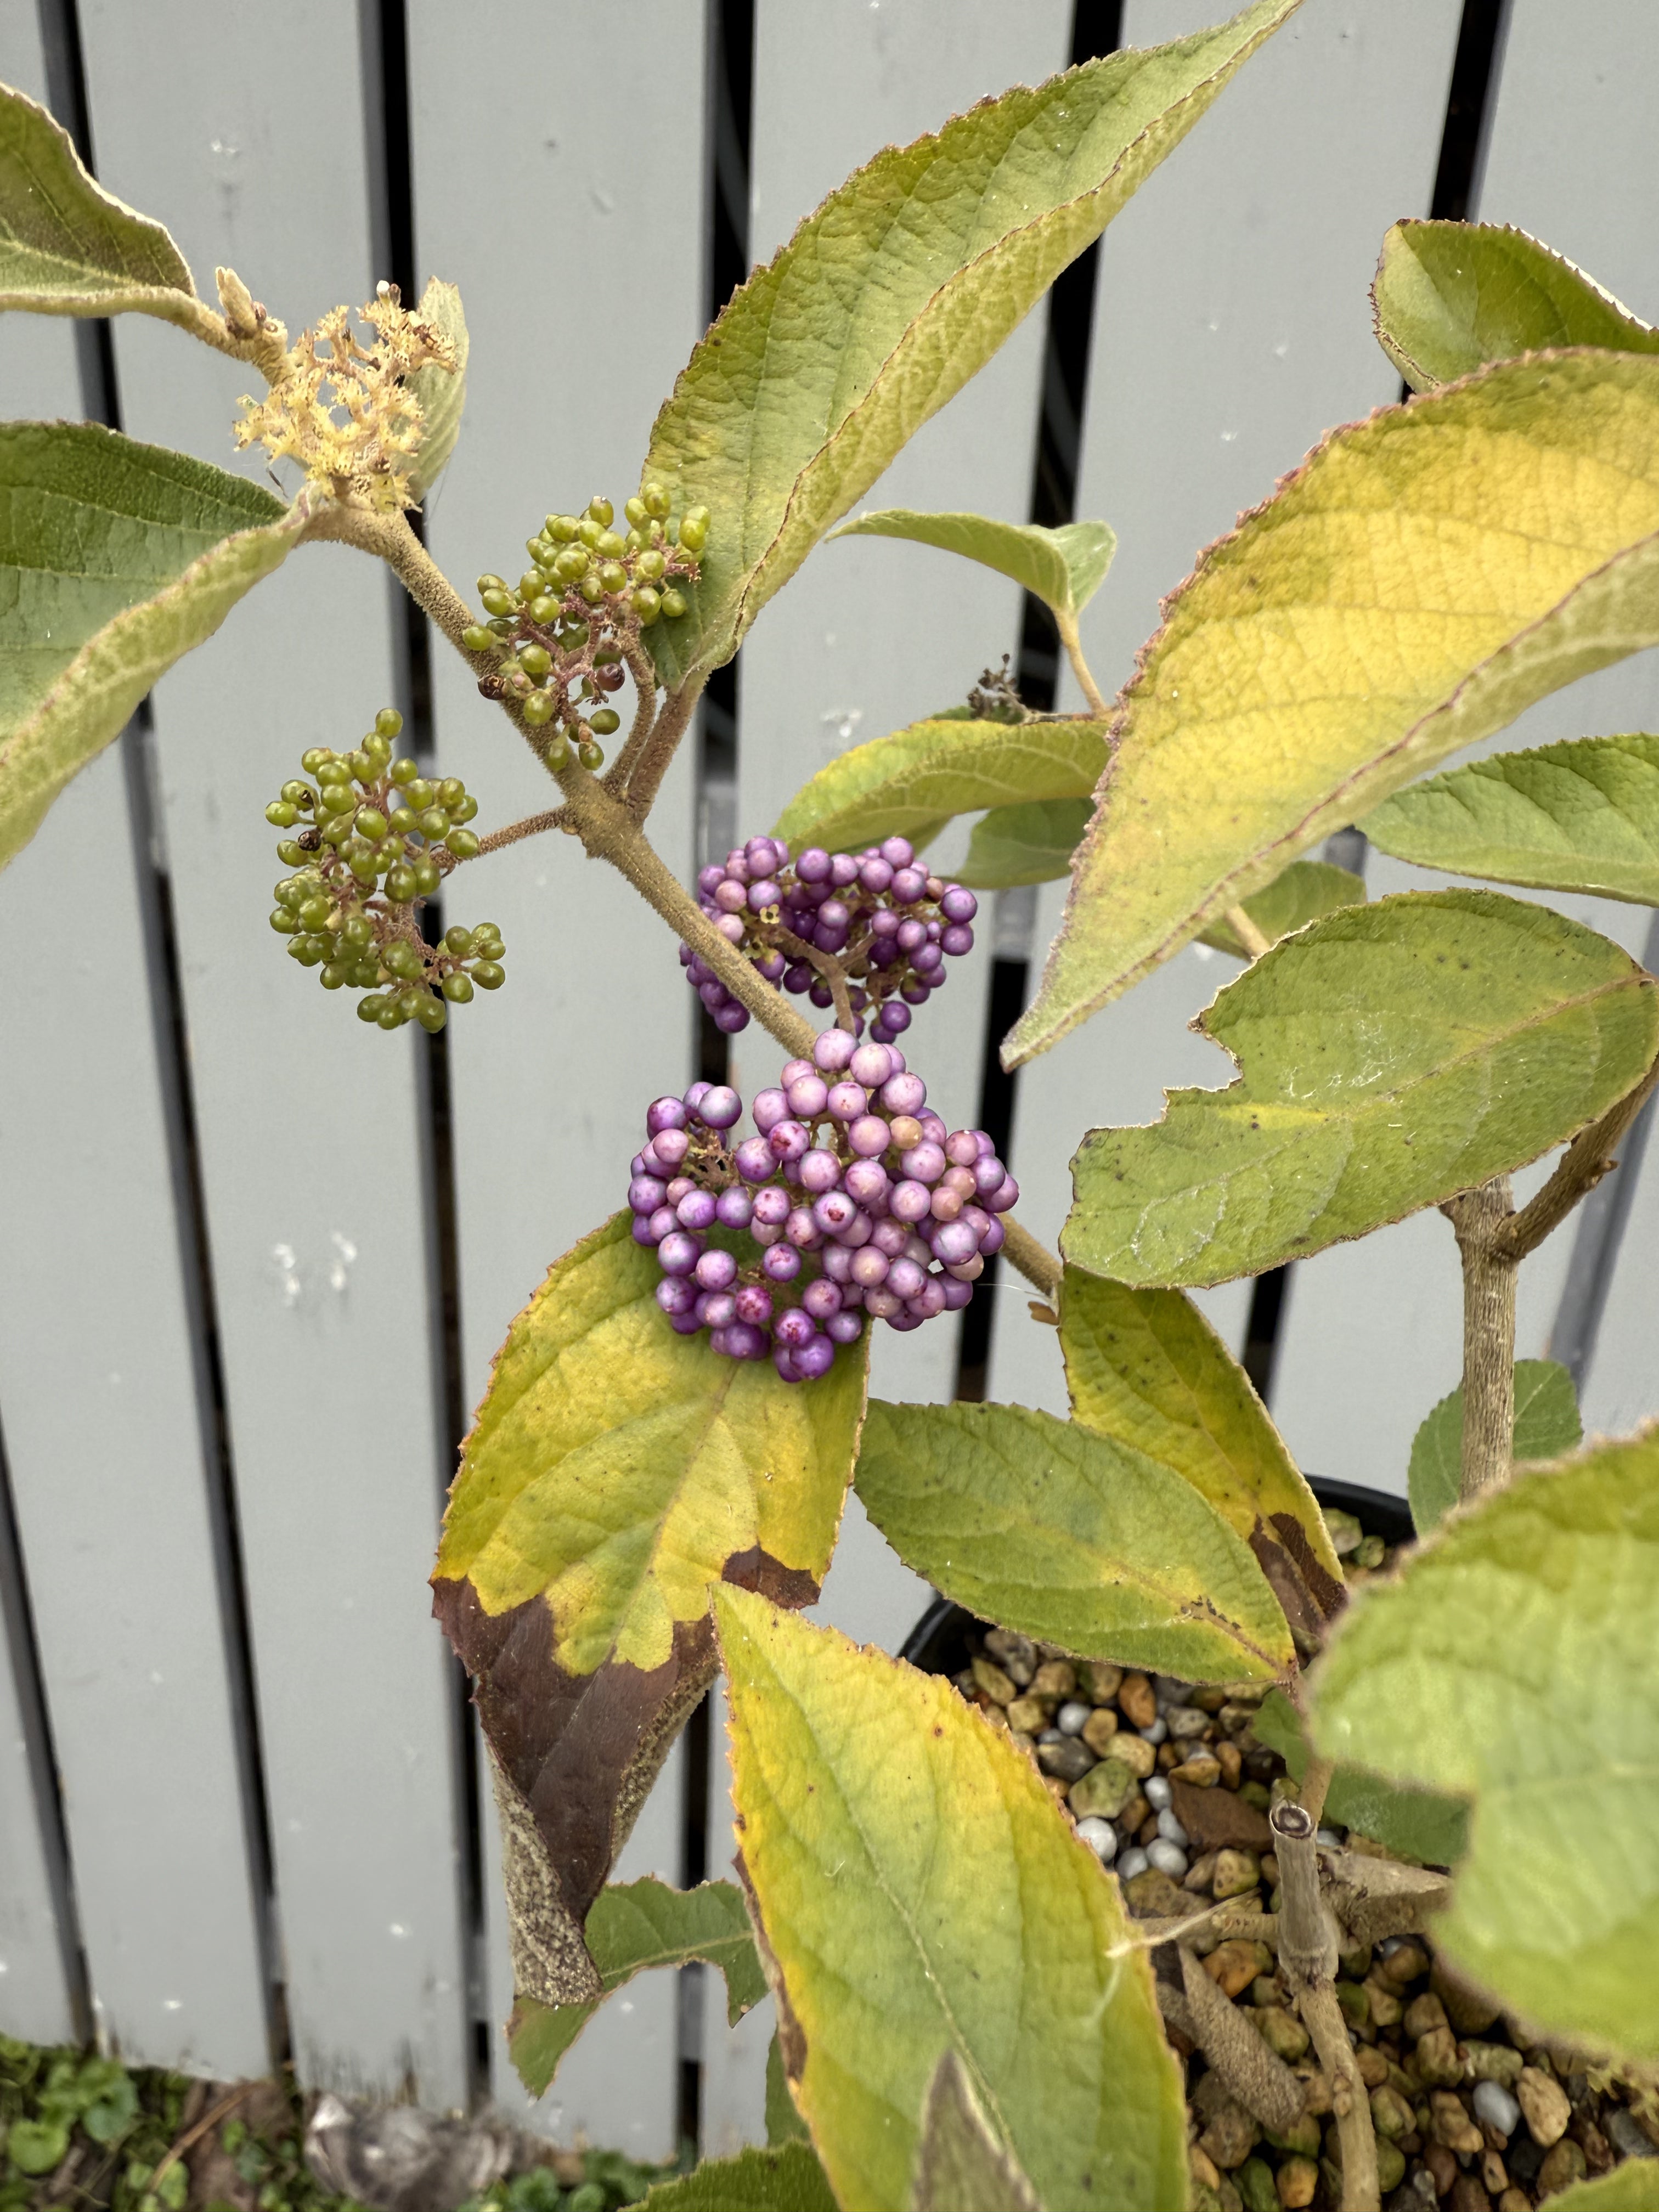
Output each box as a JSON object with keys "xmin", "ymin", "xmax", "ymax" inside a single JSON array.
[
  {"xmin": 434, "ymin": 1213, "xmax": 866, "ymax": 2003},
  {"xmin": 5, "ymin": 2119, "xmax": 68, "ymax": 2176},
  {"xmin": 1252, "ymin": 1689, "xmax": 1469, "ymax": 1867},
  {"xmin": 1364, "ymin": 734, "xmax": 1659, "ymax": 906},
  {"xmin": 0, "ymin": 423, "xmax": 302, "ymax": 870},
  {"xmin": 1408, "ymin": 1359, "xmax": 1583, "ymax": 1536},
  {"xmin": 772, "ymin": 714, "xmax": 1107, "ymax": 859},
  {"xmin": 855, "ymin": 1400, "xmax": 1294, "ymax": 1680},
  {"xmin": 958, "ymin": 795, "xmax": 1091, "ymax": 888},
  {"xmin": 1008, "ymin": 351, "xmax": 1659, "ymax": 1065},
  {"xmin": 640, "ymin": 2145, "xmax": 839, "ymax": 2212},
  {"xmin": 1196, "ymin": 858, "xmax": 1366, "ymax": 958},
  {"xmin": 509, "ymin": 1877, "xmax": 765, "ymax": 2098},
  {"xmin": 715, "ymin": 1587, "xmax": 1187, "ymax": 2212},
  {"xmin": 1545, "ymin": 2168, "xmax": 1659, "ymax": 2212},
  {"xmin": 640, "ymin": 0, "xmax": 1300, "ymax": 688},
  {"xmin": 1373, "ymin": 219, "xmax": 1659, "ymax": 394},
  {"xmin": 406, "ymin": 277, "xmax": 468, "ymax": 501},
  {"xmin": 831, "ymin": 507, "xmax": 1115, "ymax": 619},
  {"xmin": 1063, "ymin": 891, "xmax": 1659, "ymax": 1288},
  {"xmin": 0, "ymin": 82, "xmax": 205, "ymax": 330},
  {"xmin": 1310, "ymin": 1425, "xmax": 1659, "ymax": 2061},
  {"xmin": 912, "ymin": 2049, "xmax": 1043, "ymax": 2212},
  {"xmin": 1059, "ymin": 1269, "xmax": 1344, "ymax": 1620},
  {"xmin": 766, "ymin": 2035, "xmax": 811, "ymax": 2149}
]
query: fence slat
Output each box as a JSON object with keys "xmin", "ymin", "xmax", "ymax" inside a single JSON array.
[
  {"xmin": 1271, "ymin": 0, "xmax": 1659, "ymax": 1493},
  {"xmin": 71, "ymin": 0, "xmax": 471, "ymax": 2100},
  {"xmin": 407, "ymin": 0, "xmax": 713, "ymax": 2151},
  {"xmin": 0, "ymin": 732, "xmax": 270, "ymax": 2076},
  {"xmin": 996, "ymin": 0, "xmax": 1465, "ymax": 1442},
  {"xmin": 1464, "ymin": 0, "xmax": 1659, "ymax": 1443},
  {"xmin": 0, "ymin": 0, "xmax": 86, "ymax": 2058}
]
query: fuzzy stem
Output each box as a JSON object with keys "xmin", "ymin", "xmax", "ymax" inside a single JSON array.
[
  {"xmin": 1296, "ymin": 1752, "xmax": 1335, "ymax": 1836},
  {"xmin": 1054, "ymin": 607, "xmax": 1108, "ymax": 719},
  {"xmin": 770, "ymin": 926, "xmax": 857, "ymax": 1034},
  {"xmin": 474, "ymin": 808, "xmax": 569, "ymax": 855},
  {"xmin": 1226, "ymin": 904, "xmax": 1273, "ymax": 960},
  {"xmin": 626, "ymin": 681, "xmax": 702, "ymax": 822},
  {"xmin": 1001, "ymin": 1217, "xmax": 1062, "ymax": 1300},
  {"xmin": 1271, "ymin": 1799, "xmax": 1378, "ymax": 2212},
  {"xmin": 1496, "ymin": 1054, "xmax": 1659, "ymax": 1261},
  {"xmin": 602, "ymin": 646, "xmax": 664, "ymax": 797},
  {"xmin": 1444, "ymin": 1177, "xmax": 1517, "ymax": 1505}
]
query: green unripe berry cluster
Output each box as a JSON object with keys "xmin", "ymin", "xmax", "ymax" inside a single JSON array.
[
  {"xmin": 460, "ymin": 483, "xmax": 710, "ymax": 770},
  {"xmin": 263, "ymin": 707, "xmax": 506, "ymax": 1033}
]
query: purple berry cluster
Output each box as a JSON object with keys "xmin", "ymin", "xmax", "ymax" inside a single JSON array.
[
  {"xmin": 627, "ymin": 1032, "xmax": 1018, "ymax": 1381},
  {"xmin": 680, "ymin": 833, "xmax": 978, "ymax": 1040}
]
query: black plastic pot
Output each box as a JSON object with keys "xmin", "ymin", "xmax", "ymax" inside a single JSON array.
[{"xmin": 899, "ymin": 1475, "xmax": 1413, "ymax": 1675}]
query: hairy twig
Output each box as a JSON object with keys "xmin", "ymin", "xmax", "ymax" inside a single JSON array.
[
  {"xmin": 1272, "ymin": 1799, "xmax": 1377, "ymax": 2212},
  {"xmin": 625, "ymin": 680, "xmax": 703, "ymax": 821},
  {"xmin": 1001, "ymin": 1217, "xmax": 1062, "ymax": 1300},
  {"xmin": 1179, "ymin": 1945, "xmax": 1308, "ymax": 2134},
  {"xmin": 474, "ymin": 808, "xmax": 569, "ymax": 855},
  {"xmin": 1496, "ymin": 1053, "xmax": 1659, "ymax": 1261},
  {"xmin": 1226, "ymin": 904, "xmax": 1273, "ymax": 960},
  {"xmin": 602, "ymin": 644, "xmax": 665, "ymax": 797},
  {"xmin": 769, "ymin": 925, "xmax": 857, "ymax": 1034},
  {"xmin": 1054, "ymin": 607, "xmax": 1109, "ymax": 719},
  {"xmin": 1442, "ymin": 1176, "xmax": 1517, "ymax": 1504}
]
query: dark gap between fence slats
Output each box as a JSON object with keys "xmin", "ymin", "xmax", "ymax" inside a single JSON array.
[
  {"xmin": 678, "ymin": 0, "xmax": 757, "ymax": 2155},
  {"xmin": 358, "ymin": 0, "xmax": 490, "ymax": 2107},
  {"xmin": 954, "ymin": 1, "xmax": 1121, "ymax": 1403},
  {"xmin": 0, "ymin": 1413, "xmax": 93, "ymax": 2043},
  {"xmin": 35, "ymin": 0, "xmax": 286, "ymax": 2067}
]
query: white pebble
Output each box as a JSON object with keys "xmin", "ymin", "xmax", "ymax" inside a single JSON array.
[
  {"xmin": 1472, "ymin": 2081, "xmax": 1520, "ymax": 2137},
  {"xmin": 1156, "ymin": 1809, "xmax": 1189, "ymax": 1848},
  {"xmin": 1146, "ymin": 1838, "xmax": 1188, "ymax": 1878},
  {"xmin": 1074, "ymin": 1816, "xmax": 1117, "ymax": 1863},
  {"xmin": 1316, "ymin": 1827, "xmax": 1344, "ymax": 1848},
  {"xmin": 1144, "ymin": 1775, "xmax": 1172, "ymax": 1811},
  {"xmin": 1116, "ymin": 1846, "xmax": 1150, "ymax": 1882},
  {"xmin": 1140, "ymin": 1717, "xmax": 1169, "ymax": 1744},
  {"xmin": 1056, "ymin": 1701, "xmax": 1091, "ymax": 1736}
]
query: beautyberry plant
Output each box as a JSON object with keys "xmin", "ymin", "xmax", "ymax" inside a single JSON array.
[{"xmin": 8, "ymin": 13, "xmax": 1659, "ymax": 2212}]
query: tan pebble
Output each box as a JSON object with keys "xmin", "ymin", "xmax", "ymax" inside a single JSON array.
[
  {"xmin": 1536, "ymin": 2138, "xmax": 1587, "ymax": 2196},
  {"xmin": 1166, "ymin": 1703, "xmax": 1212, "ymax": 1740},
  {"xmin": 1043, "ymin": 1775, "xmax": 1069, "ymax": 1809},
  {"xmin": 1356, "ymin": 2046, "xmax": 1392, "ymax": 2090},
  {"xmin": 1448, "ymin": 2175, "xmax": 1491, "ymax": 2212},
  {"xmin": 1205, "ymin": 1939, "xmax": 1274, "ymax": 1999},
  {"xmin": 1005, "ymin": 1695, "xmax": 1048, "ymax": 1734},
  {"xmin": 1415, "ymin": 2027, "xmax": 1465, "ymax": 2087},
  {"xmin": 1079, "ymin": 1659, "xmax": 1122, "ymax": 1701},
  {"xmin": 1481, "ymin": 2152, "xmax": 1508, "ymax": 2197},
  {"xmin": 1111, "ymin": 1730, "xmax": 1158, "ymax": 1779},
  {"xmin": 1252, "ymin": 2005, "xmax": 1309, "ymax": 2062},
  {"xmin": 970, "ymin": 1656, "xmax": 1015, "ymax": 1705},
  {"xmin": 1424, "ymin": 2141, "xmax": 1458, "ymax": 2196},
  {"xmin": 1197, "ymin": 2100, "xmax": 1259, "ymax": 2172},
  {"xmin": 1172, "ymin": 1752, "xmax": 1223, "ymax": 1788},
  {"xmin": 1294, "ymin": 2068, "xmax": 1333, "ymax": 2116},
  {"xmin": 1404, "ymin": 1991, "xmax": 1450, "ymax": 2041},
  {"xmin": 1432, "ymin": 1957, "xmax": 1502, "ymax": 2035},
  {"xmin": 1118, "ymin": 1670, "xmax": 1157, "ymax": 1729},
  {"xmin": 1274, "ymin": 2155, "xmax": 1318, "ymax": 2208},
  {"xmin": 982, "ymin": 1702, "xmax": 1010, "ymax": 1731},
  {"xmin": 1517, "ymin": 2066, "xmax": 1571, "ymax": 2147},
  {"xmin": 1125, "ymin": 1868, "xmax": 1188, "ymax": 1917},
  {"xmin": 1030, "ymin": 1658, "xmax": 1076, "ymax": 1700},
  {"xmin": 1008, "ymin": 1730, "xmax": 1036, "ymax": 1754},
  {"xmin": 1120, "ymin": 1791, "xmax": 1150, "ymax": 1835},
  {"xmin": 1158, "ymin": 1740, "xmax": 1183, "ymax": 1769},
  {"xmin": 1380, "ymin": 1938, "xmax": 1431, "ymax": 1985},
  {"xmin": 1216, "ymin": 1741, "xmax": 1243, "ymax": 1787},
  {"xmin": 1369, "ymin": 2083, "xmax": 1413, "ymax": 2135},
  {"xmin": 1364, "ymin": 1973, "xmax": 1404, "ymax": 2028},
  {"xmin": 1189, "ymin": 2143, "xmax": 1221, "ymax": 2192},
  {"xmin": 1212, "ymin": 1848, "xmax": 1260, "ymax": 1900},
  {"xmin": 1497, "ymin": 2193, "xmax": 1531, "ymax": 2212},
  {"xmin": 1430, "ymin": 2091, "xmax": 1483, "ymax": 2155},
  {"xmin": 1464, "ymin": 2042, "xmax": 1523, "ymax": 2087},
  {"xmin": 1183, "ymin": 1850, "xmax": 1220, "ymax": 1893},
  {"xmin": 983, "ymin": 1628, "xmax": 1036, "ymax": 1684},
  {"xmin": 1081, "ymin": 1705, "xmax": 1120, "ymax": 1756}
]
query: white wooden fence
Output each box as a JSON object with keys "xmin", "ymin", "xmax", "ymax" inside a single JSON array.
[{"xmin": 2, "ymin": 0, "xmax": 1656, "ymax": 2166}]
